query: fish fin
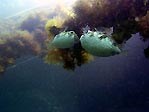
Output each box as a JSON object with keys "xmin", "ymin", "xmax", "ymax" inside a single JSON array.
[
  {"xmin": 99, "ymin": 35, "xmax": 107, "ymax": 39},
  {"xmin": 96, "ymin": 27, "xmax": 113, "ymax": 36},
  {"xmin": 82, "ymin": 25, "xmax": 90, "ymax": 34},
  {"xmin": 63, "ymin": 27, "xmax": 68, "ymax": 32}
]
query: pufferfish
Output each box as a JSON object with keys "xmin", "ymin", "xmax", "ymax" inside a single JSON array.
[
  {"xmin": 80, "ymin": 30, "xmax": 121, "ymax": 57},
  {"xmin": 48, "ymin": 31, "xmax": 79, "ymax": 49}
]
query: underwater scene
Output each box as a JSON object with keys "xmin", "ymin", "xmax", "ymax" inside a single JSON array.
[{"xmin": 0, "ymin": 0, "xmax": 149, "ymax": 112}]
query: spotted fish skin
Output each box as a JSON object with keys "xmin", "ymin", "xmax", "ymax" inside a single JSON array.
[
  {"xmin": 80, "ymin": 31, "xmax": 121, "ymax": 57},
  {"xmin": 49, "ymin": 31, "xmax": 79, "ymax": 49}
]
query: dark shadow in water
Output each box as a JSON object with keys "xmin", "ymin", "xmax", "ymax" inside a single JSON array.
[{"xmin": 0, "ymin": 35, "xmax": 149, "ymax": 112}]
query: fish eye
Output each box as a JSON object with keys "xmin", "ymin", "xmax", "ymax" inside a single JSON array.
[
  {"xmin": 70, "ymin": 31, "xmax": 74, "ymax": 34},
  {"xmin": 100, "ymin": 35, "xmax": 107, "ymax": 39},
  {"xmin": 88, "ymin": 32, "xmax": 94, "ymax": 36}
]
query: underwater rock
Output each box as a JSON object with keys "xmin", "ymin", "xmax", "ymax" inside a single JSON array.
[
  {"xmin": 80, "ymin": 30, "xmax": 121, "ymax": 57},
  {"xmin": 144, "ymin": 47, "xmax": 149, "ymax": 58},
  {"xmin": 112, "ymin": 20, "xmax": 138, "ymax": 44},
  {"xmin": 137, "ymin": 11, "xmax": 149, "ymax": 40}
]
